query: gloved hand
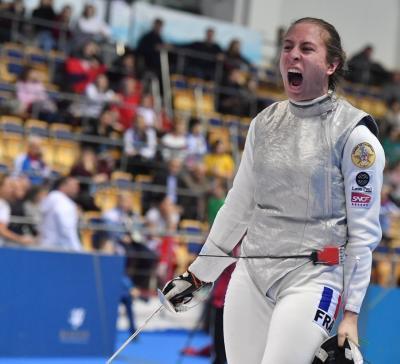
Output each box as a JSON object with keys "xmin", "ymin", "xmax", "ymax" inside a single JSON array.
[{"xmin": 162, "ymin": 271, "xmax": 212, "ymax": 312}]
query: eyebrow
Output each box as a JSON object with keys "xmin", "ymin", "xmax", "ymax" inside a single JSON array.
[{"xmin": 283, "ymin": 39, "xmax": 317, "ymax": 47}]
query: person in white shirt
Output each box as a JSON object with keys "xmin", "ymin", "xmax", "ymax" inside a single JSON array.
[
  {"xmin": 39, "ymin": 176, "xmax": 82, "ymax": 252},
  {"xmin": 76, "ymin": 4, "xmax": 111, "ymax": 42},
  {"xmin": 162, "ymin": 18, "xmax": 385, "ymax": 364}
]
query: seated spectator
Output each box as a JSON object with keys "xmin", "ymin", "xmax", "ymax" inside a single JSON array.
[
  {"xmin": 145, "ymin": 194, "xmax": 180, "ymax": 283},
  {"xmin": 76, "ymin": 73, "xmax": 119, "ymax": 120},
  {"xmin": 150, "ymin": 158, "xmax": 188, "ymax": 212},
  {"xmin": 70, "ymin": 147, "xmax": 110, "ymax": 211},
  {"xmin": 8, "ymin": 176, "xmax": 36, "ymax": 236},
  {"xmin": 15, "ymin": 67, "xmax": 58, "ymax": 120},
  {"xmin": 31, "ymin": 0, "xmax": 57, "ymax": 51},
  {"xmin": 186, "ymin": 117, "xmax": 208, "ymax": 167},
  {"xmin": 75, "ymin": 3, "xmax": 111, "ymax": 46},
  {"xmin": 64, "ymin": 41, "xmax": 106, "ymax": 93},
  {"xmin": 217, "ymin": 67, "xmax": 254, "ymax": 116},
  {"xmin": 203, "ymin": 139, "xmax": 235, "ymax": 182},
  {"xmin": 108, "ymin": 51, "xmax": 138, "ymax": 89},
  {"xmin": 137, "ymin": 93, "xmax": 161, "ymax": 133},
  {"xmin": 223, "ymin": 39, "xmax": 251, "ymax": 76},
  {"xmin": 207, "ymin": 181, "xmax": 226, "ymax": 226},
  {"xmin": 182, "ymin": 27, "xmax": 224, "ymax": 81},
  {"xmin": 123, "ymin": 114, "xmax": 157, "ymax": 176},
  {"xmin": 39, "ymin": 176, "xmax": 82, "ymax": 251},
  {"xmin": 113, "ymin": 77, "xmax": 142, "ymax": 131},
  {"xmin": 83, "ymin": 106, "xmax": 121, "ymax": 156},
  {"xmin": 103, "ymin": 191, "xmax": 158, "ymax": 289},
  {"xmin": 181, "ymin": 162, "xmax": 212, "ymax": 220},
  {"xmin": 14, "ymin": 136, "xmax": 52, "ymax": 186},
  {"xmin": 0, "ymin": 0, "xmax": 25, "ymax": 43},
  {"xmin": 53, "ymin": 5, "xmax": 73, "ymax": 51},
  {"xmin": 160, "ymin": 116, "xmax": 188, "ymax": 162},
  {"xmin": 0, "ymin": 174, "xmax": 35, "ymax": 246}
]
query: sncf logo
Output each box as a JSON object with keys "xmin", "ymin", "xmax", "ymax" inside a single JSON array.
[{"xmin": 351, "ymin": 192, "xmax": 371, "ymax": 203}]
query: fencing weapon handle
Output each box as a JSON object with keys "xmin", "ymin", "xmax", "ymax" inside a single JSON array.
[{"xmin": 106, "ymin": 303, "xmax": 165, "ymax": 364}]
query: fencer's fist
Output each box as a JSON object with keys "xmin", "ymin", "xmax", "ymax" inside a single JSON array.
[
  {"xmin": 337, "ymin": 310, "xmax": 359, "ymax": 347},
  {"xmin": 162, "ymin": 271, "xmax": 211, "ymax": 312}
]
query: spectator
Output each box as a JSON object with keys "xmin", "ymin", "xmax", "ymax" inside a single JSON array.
[
  {"xmin": 382, "ymin": 126, "xmax": 400, "ymax": 168},
  {"xmin": 23, "ymin": 185, "xmax": 48, "ymax": 232},
  {"xmin": 64, "ymin": 41, "xmax": 106, "ymax": 93},
  {"xmin": 123, "ymin": 114, "xmax": 157, "ymax": 175},
  {"xmin": 186, "ymin": 117, "xmax": 208, "ymax": 166},
  {"xmin": 15, "ymin": 67, "xmax": 58, "ymax": 120},
  {"xmin": 160, "ymin": 116, "xmax": 188, "ymax": 162},
  {"xmin": 70, "ymin": 147, "xmax": 110, "ymax": 211},
  {"xmin": 182, "ymin": 27, "xmax": 224, "ymax": 80},
  {"xmin": 380, "ymin": 184, "xmax": 400, "ymax": 244},
  {"xmin": 382, "ymin": 98, "xmax": 400, "ymax": 134},
  {"xmin": 346, "ymin": 45, "xmax": 387, "ymax": 85},
  {"xmin": 383, "ymin": 71, "xmax": 400, "ymax": 104},
  {"xmin": 31, "ymin": 0, "xmax": 57, "ymax": 51},
  {"xmin": 0, "ymin": 0, "xmax": 25, "ymax": 43},
  {"xmin": 145, "ymin": 194, "xmax": 180, "ymax": 283},
  {"xmin": 77, "ymin": 73, "xmax": 119, "ymax": 120},
  {"xmin": 8, "ymin": 176, "xmax": 36, "ymax": 236},
  {"xmin": 108, "ymin": 51, "xmax": 138, "ymax": 89},
  {"xmin": 14, "ymin": 135, "xmax": 51, "ymax": 185},
  {"xmin": 217, "ymin": 67, "xmax": 253, "ymax": 116},
  {"xmin": 76, "ymin": 3, "xmax": 111, "ymax": 46},
  {"xmin": 223, "ymin": 39, "xmax": 251, "ymax": 76},
  {"xmin": 113, "ymin": 77, "xmax": 142, "ymax": 131},
  {"xmin": 182, "ymin": 162, "xmax": 212, "ymax": 220},
  {"xmin": 83, "ymin": 106, "xmax": 121, "ymax": 155},
  {"xmin": 150, "ymin": 158, "xmax": 188, "ymax": 211},
  {"xmin": 103, "ymin": 191, "xmax": 158, "ymax": 289},
  {"xmin": 136, "ymin": 18, "xmax": 166, "ymax": 78},
  {"xmin": 93, "ymin": 233, "xmax": 139, "ymax": 335},
  {"xmin": 39, "ymin": 176, "xmax": 82, "ymax": 251},
  {"xmin": 207, "ymin": 181, "xmax": 226, "ymax": 226},
  {"xmin": 53, "ymin": 5, "xmax": 73, "ymax": 51},
  {"xmin": 203, "ymin": 139, "xmax": 235, "ymax": 182},
  {"xmin": 137, "ymin": 94, "xmax": 161, "ymax": 132},
  {"xmin": 0, "ymin": 174, "xmax": 35, "ymax": 246}
]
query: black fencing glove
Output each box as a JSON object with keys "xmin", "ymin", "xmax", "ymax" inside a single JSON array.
[{"xmin": 162, "ymin": 271, "xmax": 213, "ymax": 312}]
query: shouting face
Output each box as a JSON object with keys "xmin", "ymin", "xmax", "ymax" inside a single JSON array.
[{"xmin": 280, "ymin": 22, "xmax": 339, "ymax": 101}]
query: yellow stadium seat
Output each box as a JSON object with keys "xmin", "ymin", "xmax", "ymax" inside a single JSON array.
[
  {"xmin": 173, "ymin": 89, "xmax": 195, "ymax": 112},
  {"xmin": 51, "ymin": 140, "xmax": 80, "ymax": 175}
]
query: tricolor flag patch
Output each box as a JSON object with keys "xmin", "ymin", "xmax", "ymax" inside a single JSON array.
[{"xmin": 313, "ymin": 286, "xmax": 341, "ymax": 334}]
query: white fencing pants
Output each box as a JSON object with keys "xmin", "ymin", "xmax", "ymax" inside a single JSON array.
[{"xmin": 224, "ymin": 260, "xmax": 339, "ymax": 364}]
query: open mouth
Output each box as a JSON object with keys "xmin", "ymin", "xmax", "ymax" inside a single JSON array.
[{"xmin": 288, "ymin": 70, "xmax": 303, "ymax": 87}]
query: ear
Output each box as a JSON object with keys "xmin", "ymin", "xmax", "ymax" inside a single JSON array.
[{"xmin": 327, "ymin": 58, "xmax": 340, "ymax": 76}]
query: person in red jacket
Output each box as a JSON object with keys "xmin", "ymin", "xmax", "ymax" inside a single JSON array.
[{"xmin": 64, "ymin": 41, "xmax": 106, "ymax": 93}]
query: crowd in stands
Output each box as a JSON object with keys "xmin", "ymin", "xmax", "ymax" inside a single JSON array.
[{"xmin": 1, "ymin": 0, "xmax": 400, "ymax": 294}]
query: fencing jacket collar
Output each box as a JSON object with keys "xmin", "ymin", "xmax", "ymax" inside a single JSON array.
[{"xmin": 289, "ymin": 93, "xmax": 335, "ymax": 118}]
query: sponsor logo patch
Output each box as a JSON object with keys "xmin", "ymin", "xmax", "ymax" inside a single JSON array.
[
  {"xmin": 351, "ymin": 191, "xmax": 371, "ymax": 208},
  {"xmin": 313, "ymin": 286, "xmax": 341, "ymax": 334},
  {"xmin": 356, "ymin": 172, "xmax": 370, "ymax": 186},
  {"xmin": 351, "ymin": 142, "xmax": 376, "ymax": 169}
]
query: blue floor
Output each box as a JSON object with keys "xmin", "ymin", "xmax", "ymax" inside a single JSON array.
[{"xmin": 0, "ymin": 330, "xmax": 212, "ymax": 364}]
